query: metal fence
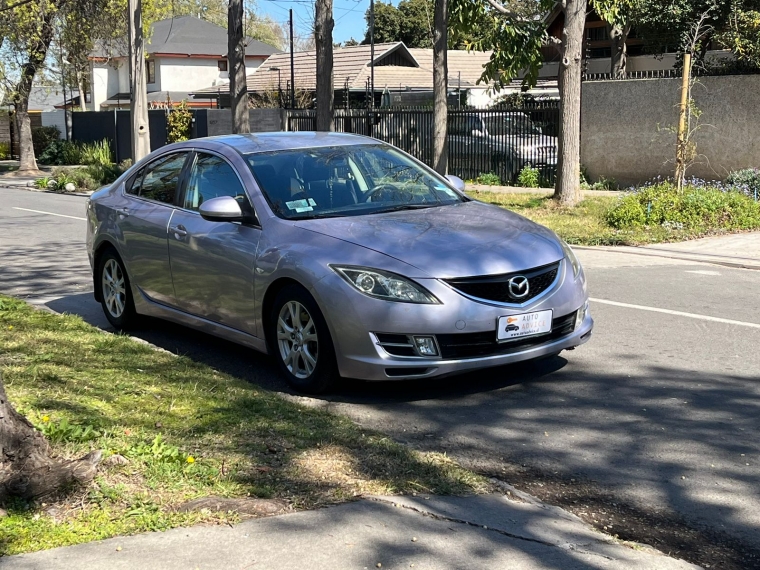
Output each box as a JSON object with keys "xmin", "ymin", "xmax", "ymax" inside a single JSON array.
[{"xmin": 286, "ymin": 102, "xmax": 560, "ymax": 184}]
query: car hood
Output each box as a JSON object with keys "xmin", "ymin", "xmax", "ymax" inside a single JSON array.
[{"xmin": 294, "ymin": 201, "xmax": 564, "ymax": 279}]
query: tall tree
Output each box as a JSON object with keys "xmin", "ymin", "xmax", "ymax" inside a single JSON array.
[
  {"xmin": 592, "ymin": 0, "xmax": 639, "ymax": 77},
  {"xmin": 0, "ymin": 0, "xmax": 61, "ymax": 172},
  {"xmin": 315, "ymin": 0, "xmax": 334, "ymax": 131},
  {"xmin": 228, "ymin": 0, "xmax": 250, "ymax": 134},
  {"xmin": 432, "ymin": 0, "xmax": 447, "ymax": 175},
  {"xmin": 450, "ymin": 0, "xmax": 585, "ymax": 205}
]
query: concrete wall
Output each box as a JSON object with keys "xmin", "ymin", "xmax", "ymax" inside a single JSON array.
[
  {"xmin": 204, "ymin": 108, "xmax": 283, "ymax": 136},
  {"xmin": 40, "ymin": 111, "xmax": 66, "ymax": 138},
  {"xmin": 580, "ymin": 74, "xmax": 760, "ymax": 185}
]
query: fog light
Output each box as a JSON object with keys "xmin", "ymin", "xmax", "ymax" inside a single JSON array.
[
  {"xmin": 413, "ymin": 336, "xmax": 439, "ymax": 357},
  {"xmin": 575, "ymin": 301, "xmax": 589, "ymax": 330}
]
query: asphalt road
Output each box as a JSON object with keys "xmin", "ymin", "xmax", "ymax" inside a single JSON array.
[{"xmin": 1, "ymin": 187, "xmax": 759, "ymax": 564}]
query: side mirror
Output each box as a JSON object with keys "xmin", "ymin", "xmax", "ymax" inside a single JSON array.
[
  {"xmin": 199, "ymin": 196, "xmax": 246, "ymax": 223},
  {"xmin": 446, "ymin": 175, "xmax": 466, "ymax": 193}
]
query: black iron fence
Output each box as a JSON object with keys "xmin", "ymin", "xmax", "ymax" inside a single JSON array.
[{"xmin": 286, "ymin": 102, "xmax": 560, "ymax": 184}]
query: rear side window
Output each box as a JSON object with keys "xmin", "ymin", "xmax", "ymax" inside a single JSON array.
[
  {"xmin": 133, "ymin": 152, "xmax": 188, "ymax": 204},
  {"xmin": 183, "ymin": 153, "xmax": 248, "ymax": 211}
]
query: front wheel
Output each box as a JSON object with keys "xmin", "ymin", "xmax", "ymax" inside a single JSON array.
[
  {"xmin": 97, "ymin": 249, "xmax": 138, "ymax": 329},
  {"xmin": 269, "ymin": 285, "xmax": 338, "ymax": 394}
]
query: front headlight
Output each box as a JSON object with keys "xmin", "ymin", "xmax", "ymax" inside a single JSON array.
[
  {"xmin": 560, "ymin": 240, "xmax": 581, "ymax": 278},
  {"xmin": 331, "ymin": 266, "xmax": 440, "ymax": 304}
]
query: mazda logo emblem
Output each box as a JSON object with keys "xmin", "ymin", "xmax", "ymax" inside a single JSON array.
[{"xmin": 508, "ymin": 276, "xmax": 530, "ymax": 299}]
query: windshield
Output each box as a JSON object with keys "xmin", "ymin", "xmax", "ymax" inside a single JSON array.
[
  {"xmin": 483, "ymin": 114, "xmax": 542, "ymax": 136},
  {"xmin": 245, "ymin": 144, "xmax": 466, "ymax": 220}
]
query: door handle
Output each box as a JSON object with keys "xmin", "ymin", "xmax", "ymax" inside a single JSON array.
[
  {"xmin": 118, "ymin": 207, "xmax": 130, "ymax": 218},
  {"xmin": 170, "ymin": 225, "xmax": 187, "ymax": 238}
]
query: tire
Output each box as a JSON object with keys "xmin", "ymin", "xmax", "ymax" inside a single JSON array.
[
  {"xmin": 97, "ymin": 249, "xmax": 138, "ymax": 329},
  {"xmin": 269, "ymin": 284, "xmax": 338, "ymax": 394}
]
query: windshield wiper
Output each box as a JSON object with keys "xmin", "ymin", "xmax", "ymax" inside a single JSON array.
[
  {"xmin": 288, "ymin": 212, "xmax": 345, "ymax": 220},
  {"xmin": 370, "ymin": 204, "xmax": 437, "ymax": 214}
]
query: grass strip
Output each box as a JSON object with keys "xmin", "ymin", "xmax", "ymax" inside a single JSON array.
[
  {"xmin": 468, "ymin": 191, "xmax": 753, "ymax": 246},
  {"xmin": 0, "ymin": 296, "xmax": 488, "ymax": 555}
]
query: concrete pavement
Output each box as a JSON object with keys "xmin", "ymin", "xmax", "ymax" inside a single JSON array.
[{"xmin": 1, "ymin": 494, "xmax": 700, "ymax": 570}]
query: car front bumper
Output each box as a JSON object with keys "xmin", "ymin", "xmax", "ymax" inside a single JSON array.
[{"xmin": 311, "ymin": 259, "xmax": 592, "ymax": 381}]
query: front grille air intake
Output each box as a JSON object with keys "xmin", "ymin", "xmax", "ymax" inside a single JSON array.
[{"xmin": 445, "ymin": 261, "xmax": 560, "ymax": 304}]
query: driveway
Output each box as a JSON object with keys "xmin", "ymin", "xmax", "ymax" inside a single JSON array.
[{"xmin": 1, "ymin": 187, "xmax": 759, "ymax": 568}]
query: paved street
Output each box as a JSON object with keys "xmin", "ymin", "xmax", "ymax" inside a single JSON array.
[{"xmin": 1, "ymin": 187, "xmax": 759, "ymax": 566}]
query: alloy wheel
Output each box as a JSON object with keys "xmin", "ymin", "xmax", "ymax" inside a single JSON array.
[
  {"xmin": 102, "ymin": 258, "xmax": 126, "ymax": 319},
  {"xmin": 276, "ymin": 301, "xmax": 319, "ymax": 379}
]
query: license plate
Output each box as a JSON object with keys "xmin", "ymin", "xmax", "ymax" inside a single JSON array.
[{"xmin": 497, "ymin": 310, "xmax": 553, "ymax": 342}]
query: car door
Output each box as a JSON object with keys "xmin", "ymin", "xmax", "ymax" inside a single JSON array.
[
  {"xmin": 119, "ymin": 151, "xmax": 189, "ymax": 306},
  {"xmin": 167, "ymin": 151, "xmax": 261, "ymax": 335}
]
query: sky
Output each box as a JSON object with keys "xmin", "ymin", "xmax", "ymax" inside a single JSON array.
[{"xmin": 257, "ymin": 0, "xmax": 385, "ymax": 47}]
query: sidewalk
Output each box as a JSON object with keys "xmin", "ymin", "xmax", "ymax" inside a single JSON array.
[
  {"xmin": 0, "ymin": 493, "xmax": 699, "ymax": 570},
  {"xmin": 577, "ymin": 232, "xmax": 760, "ymax": 270}
]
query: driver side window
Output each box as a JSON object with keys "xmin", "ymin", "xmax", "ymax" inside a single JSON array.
[{"xmin": 183, "ymin": 153, "xmax": 248, "ymax": 212}]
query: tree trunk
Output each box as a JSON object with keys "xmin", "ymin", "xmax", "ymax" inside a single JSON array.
[
  {"xmin": 553, "ymin": 0, "xmax": 585, "ymax": 207},
  {"xmin": 608, "ymin": 24, "xmax": 630, "ymax": 79},
  {"xmin": 13, "ymin": 10, "xmax": 56, "ymax": 173},
  {"xmin": 228, "ymin": 0, "xmax": 250, "ymax": 134},
  {"xmin": 432, "ymin": 0, "xmax": 448, "ymax": 175},
  {"xmin": 77, "ymin": 70, "xmax": 87, "ymax": 112},
  {"xmin": 128, "ymin": 0, "xmax": 151, "ymax": 161},
  {"xmin": 315, "ymin": 0, "xmax": 334, "ymax": 131},
  {"xmin": 0, "ymin": 372, "xmax": 102, "ymax": 502}
]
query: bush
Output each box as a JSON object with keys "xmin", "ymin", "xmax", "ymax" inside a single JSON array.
[
  {"xmin": 475, "ymin": 172, "xmax": 501, "ymax": 186},
  {"xmin": 0, "ymin": 141, "xmax": 10, "ymax": 160},
  {"xmin": 167, "ymin": 101, "xmax": 193, "ymax": 143},
  {"xmin": 31, "ymin": 126, "xmax": 61, "ymax": 157},
  {"xmin": 79, "ymin": 139, "xmax": 113, "ymax": 166},
  {"xmin": 607, "ymin": 181, "xmax": 760, "ymax": 231},
  {"xmin": 726, "ymin": 168, "xmax": 760, "ymax": 200},
  {"xmin": 38, "ymin": 140, "xmax": 83, "ymax": 165},
  {"xmin": 517, "ymin": 164, "xmax": 540, "ymax": 188}
]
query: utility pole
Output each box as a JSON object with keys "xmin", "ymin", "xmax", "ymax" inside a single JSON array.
[
  {"xmin": 370, "ymin": 0, "xmax": 375, "ymax": 109},
  {"xmin": 128, "ymin": 0, "xmax": 150, "ymax": 161},
  {"xmin": 315, "ymin": 0, "xmax": 334, "ymax": 131},
  {"xmin": 228, "ymin": 0, "xmax": 250, "ymax": 133},
  {"xmin": 290, "ymin": 9, "xmax": 295, "ymax": 109}
]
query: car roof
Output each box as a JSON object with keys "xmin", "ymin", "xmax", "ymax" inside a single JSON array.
[{"xmin": 197, "ymin": 132, "xmax": 379, "ymax": 155}]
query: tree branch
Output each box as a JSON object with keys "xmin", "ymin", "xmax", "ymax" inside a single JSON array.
[{"xmin": 483, "ymin": 0, "xmax": 523, "ymax": 19}]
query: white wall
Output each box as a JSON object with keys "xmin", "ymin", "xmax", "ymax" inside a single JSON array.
[
  {"xmin": 40, "ymin": 111, "xmax": 66, "ymax": 137},
  {"xmin": 156, "ymin": 56, "xmax": 265, "ymax": 92}
]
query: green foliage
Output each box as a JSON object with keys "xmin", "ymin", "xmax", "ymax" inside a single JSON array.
[
  {"xmin": 167, "ymin": 101, "xmax": 193, "ymax": 143},
  {"xmin": 31, "ymin": 126, "xmax": 61, "ymax": 157},
  {"xmin": 36, "ymin": 417, "xmax": 101, "ymax": 444},
  {"xmin": 34, "ymin": 176, "xmax": 53, "ymax": 189},
  {"xmin": 0, "ymin": 141, "xmax": 11, "ymax": 159},
  {"xmin": 38, "ymin": 140, "xmax": 83, "ymax": 165},
  {"xmin": 607, "ymin": 182, "xmax": 760, "ymax": 231},
  {"xmin": 79, "ymin": 139, "xmax": 113, "ymax": 166},
  {"xmin": 364, "ymin": 0, "xmax": 490, "ymax": 49},
  {"xmin": 582, "ymin": 175, "xmax": 618, "ymax": 190},
  {"xmin": 449, "ymin": 0, "xmax": 553, "ymax": 88},
  {"xmin": 476, "ymin": 172, "xmax": 501, "ymax": 186},
  {"xmin": 716, "ymin": 9, "xmax": 760, "ymax": 67},
  {"xmin": 517, "ymin": 164, "xmax": 540, "ymax": 188},
  {"xmin": 726, "ymin": 168, "xmax": 760, "ymax": 198}
]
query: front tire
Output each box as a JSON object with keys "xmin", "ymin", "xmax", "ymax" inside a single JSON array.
[
  {"xmin": 269, "ymin": 284, "xmax": 338, "ymax": 394},
  {"xmin": 97, "ymin": 249, "xmax": 138, "ymax": 329}
]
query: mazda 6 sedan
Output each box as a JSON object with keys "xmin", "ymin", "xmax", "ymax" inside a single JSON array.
[{"xmin": 86, "ymin": 132, "xmax": 593, "ymax": 393}]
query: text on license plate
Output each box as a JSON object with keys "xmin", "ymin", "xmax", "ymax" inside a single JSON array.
[{"xmin": 497, "ymin": 310, "xmax": 553, "ymax": 341}]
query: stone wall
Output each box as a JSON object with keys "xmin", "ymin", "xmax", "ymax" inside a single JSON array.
[
  {"xmin": 581, "ymin": 74, "xmax": 760, "ymax": 185},
  {"xmin": 204, "ymin": 109, "xmax": 283, "ymax": 137}
]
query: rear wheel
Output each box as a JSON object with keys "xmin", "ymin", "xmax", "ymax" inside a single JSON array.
[
  {"xmin": 97, "ymin": 249, "xmax": 138, "ymax": 329},
  {"xmin": 269, "ymin": 284, "xmax": 338, "ymax": 394}
]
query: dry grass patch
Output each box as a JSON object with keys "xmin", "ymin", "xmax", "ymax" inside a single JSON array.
[{"xmin": 0, "ymin": 296, "xmax": 489, "ymax": 555}]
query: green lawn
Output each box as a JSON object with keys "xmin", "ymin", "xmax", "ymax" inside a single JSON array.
[{"xmin": 0, "ymin": 296, "xmax": 488, "ymax": 555}]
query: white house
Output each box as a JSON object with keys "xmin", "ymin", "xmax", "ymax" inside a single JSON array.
[{"xmin": 88, "ymin": 16, "xmax": 279, "ymax": 110}]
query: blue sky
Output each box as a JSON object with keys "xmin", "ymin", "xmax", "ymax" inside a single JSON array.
[{"xmin": 258, "ymin": 0, "xmax": 386, "ymax": 46}]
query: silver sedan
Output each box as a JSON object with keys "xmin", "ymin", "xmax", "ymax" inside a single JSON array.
[{"xmin": 86, "ymin": 132, "xmax": 593, "ymax": 393}]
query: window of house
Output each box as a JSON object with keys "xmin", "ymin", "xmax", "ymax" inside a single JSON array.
[
  {"xmin": 147, "ymin": 60, "xmax": 156, "ymax": 84},
  {"xmin": 218, "ymin": 59, "xmax": 228, "ymax": 72}
]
